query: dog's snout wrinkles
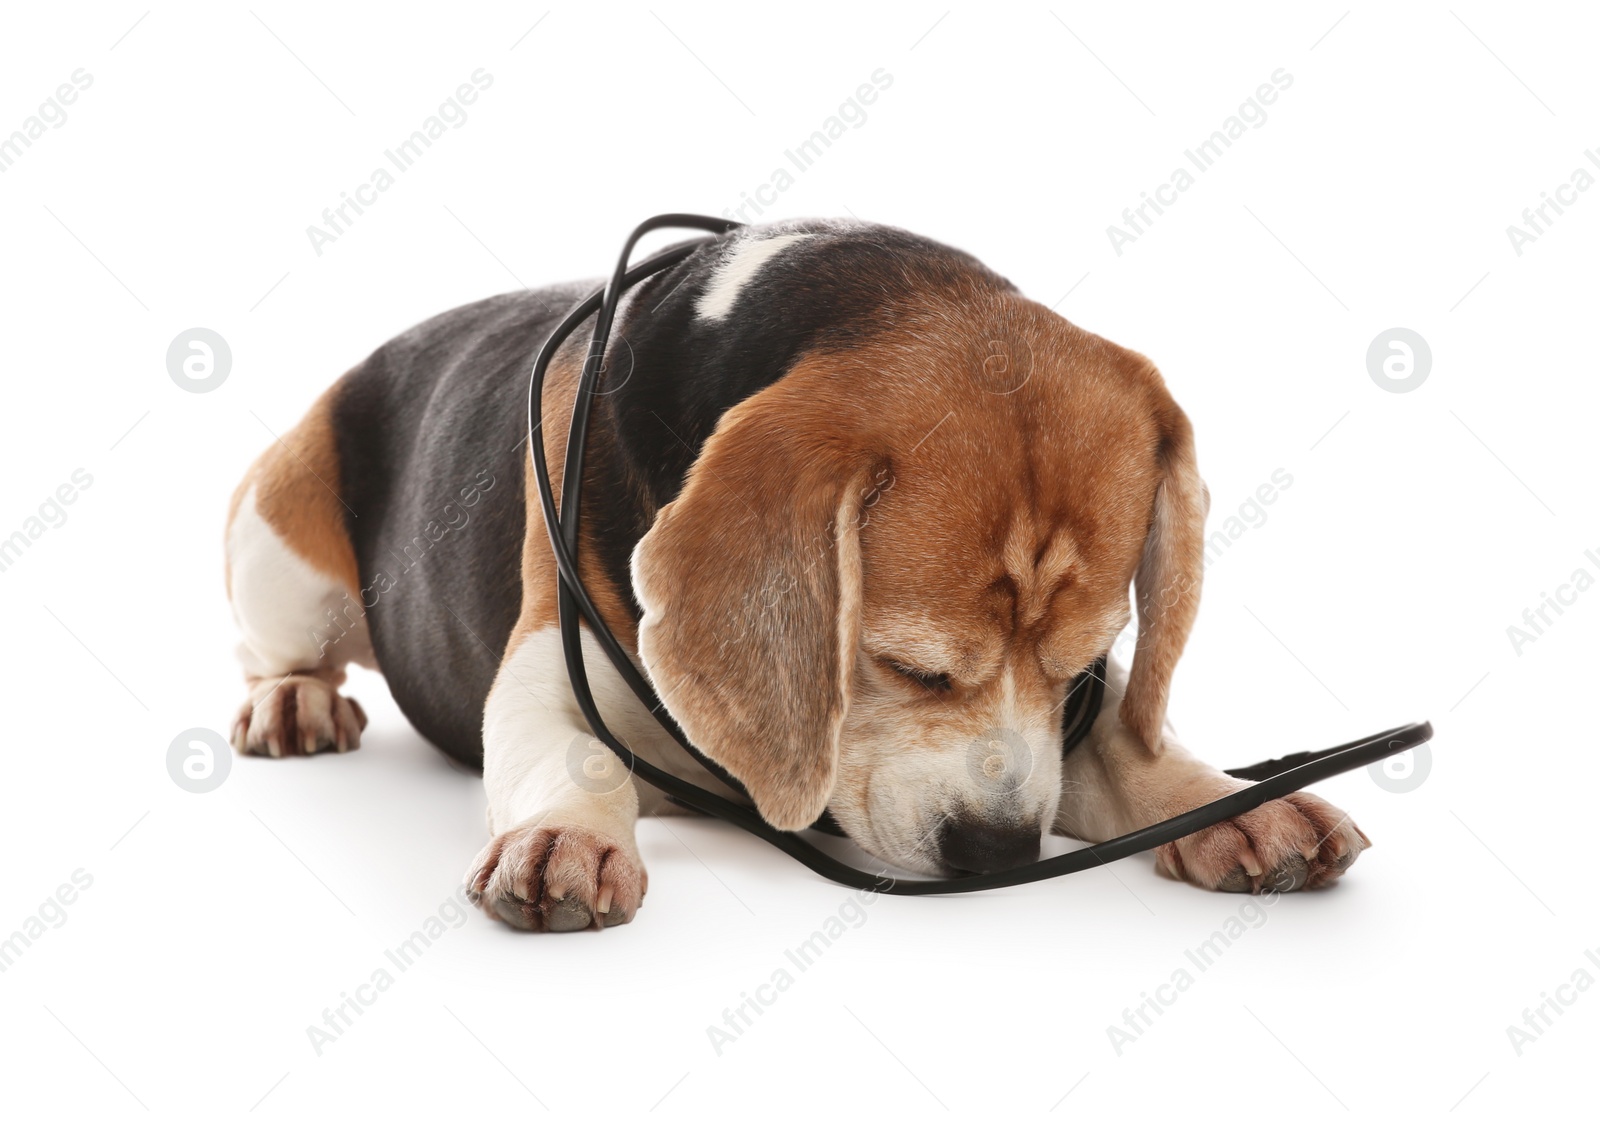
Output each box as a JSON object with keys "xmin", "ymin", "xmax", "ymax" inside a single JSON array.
[{"xmin": 938, "ymin": 817, "xmax": 1040, "ymax": 875}]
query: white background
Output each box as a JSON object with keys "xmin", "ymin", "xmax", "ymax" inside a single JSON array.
[{"xmin": 1, "ymin": 2, "xmax": 1595, "ymax": 1117}]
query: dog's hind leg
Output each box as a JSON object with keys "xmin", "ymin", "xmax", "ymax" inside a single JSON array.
[{"xmin": 225, "ymin": 386, "xmax": 373, "ymax": 757}]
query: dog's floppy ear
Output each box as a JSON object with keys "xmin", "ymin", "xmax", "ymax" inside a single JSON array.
[
  {"xmin": 631, "ymin": 382, "xmax": 876, "ymax": 830},
  {"xmin": 1120, "ymin": 395, "xmax": 1208, "ymax": 753}
]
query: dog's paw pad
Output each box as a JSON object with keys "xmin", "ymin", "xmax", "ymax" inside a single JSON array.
[
  {"xmin": 1263, "ymin": 852, "xmax": 1310, "ymax": 893},
  {"xmin": 544, "ymin": 895, "xmax": 594, "ymax": 933}
]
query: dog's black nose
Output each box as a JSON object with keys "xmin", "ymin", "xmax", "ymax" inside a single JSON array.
[{"xmin": 939, "ymin": 818, "xmax": 1040, "ymax": 874}]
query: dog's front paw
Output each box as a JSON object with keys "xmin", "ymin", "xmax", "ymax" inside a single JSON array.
[
  {"xmin": 465, "ymin": 822, "xmax": 646, "ymax": 932},
  {"xmin": 231, "ymin": 674, "xmax": 367, "ymax": 757},
  {"xmin": 1156, "ymin": 790, "xmax": 1370, "ymax": 894}
]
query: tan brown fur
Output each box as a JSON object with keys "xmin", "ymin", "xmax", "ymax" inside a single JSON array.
[
  {"xmin": 505, "ymin": 335, "xmax": 642, "ymax": 656},
  {"xmin": 632, "ymin": 279, "xmax": 1200, "ymax": 834},
  {"xmin": 226, "ymin": 383, "xmax": 359, "ymax": 597}
]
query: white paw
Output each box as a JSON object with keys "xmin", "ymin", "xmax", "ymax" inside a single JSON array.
[
  {"xmin": 231, "ymin": 674, "xmax": 366, "ymax": 757},
  {"xmin": 465, "ymin": 821, "xmax": 646, "ymax": 932}
]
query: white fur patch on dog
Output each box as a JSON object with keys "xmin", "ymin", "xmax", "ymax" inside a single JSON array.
[
  {"xmin": 227, "ymin": 485, "xmax": 366, "ymax": 678},
  {"xmin": 694, "ymin": 233, "xmax": 812, "ymax": 321}
]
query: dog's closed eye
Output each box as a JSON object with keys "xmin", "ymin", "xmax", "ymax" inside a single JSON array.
[{"xmin": 884, "ymin": 660, "xmax": 952, "ymax": 693}]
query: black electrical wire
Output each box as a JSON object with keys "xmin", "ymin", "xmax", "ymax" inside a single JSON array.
[{"xmin": 525, "ymin": 213, "xmax": 1434, "ymax": 895}]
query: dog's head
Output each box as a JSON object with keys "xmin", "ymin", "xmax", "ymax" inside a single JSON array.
[{"xmin": 631, "ymin": 260, "xmax": 1206, "ymax": 875}]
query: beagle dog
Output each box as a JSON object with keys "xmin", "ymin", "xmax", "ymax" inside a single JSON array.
[{"xmin": 224, "ymin": 219, "xmax": 1369, "ymax": 932}]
